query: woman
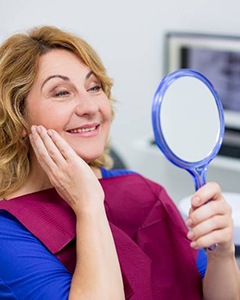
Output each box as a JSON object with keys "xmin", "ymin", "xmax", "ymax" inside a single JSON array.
[{"xmin": 0, "ymin": 25, "xmax": 239, "ymax": 299}]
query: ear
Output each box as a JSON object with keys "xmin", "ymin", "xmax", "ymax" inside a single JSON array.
[{"xmin": 21, "ymin": 128, "xmax": 28, "ymax": 138}]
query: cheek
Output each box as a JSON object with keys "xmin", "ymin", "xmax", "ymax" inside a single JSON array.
[
  {"xmin": 26, "ymin": 104, "xmax": 69, "ymax": 130},
  {"xmin": 103, "ymin": 100, "xmax": 113, "ymax": 122}
]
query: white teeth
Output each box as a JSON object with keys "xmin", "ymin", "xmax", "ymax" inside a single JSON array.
[{"xmin": 70, "ymin": 126, "xmax": 96, "ymax": 133}]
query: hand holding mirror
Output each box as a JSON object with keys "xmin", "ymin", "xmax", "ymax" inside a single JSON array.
[{"xmin": 152, "ymin": 69, "xmax": 225, "ymax": 250}]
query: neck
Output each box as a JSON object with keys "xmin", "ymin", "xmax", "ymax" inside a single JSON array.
[
  {"xmin": 4, "ymin": 167, "xmax": 52, "ymax": 200},
  {"xmin": 5, "ymin": 156, "xmax": 102, "ymax": 200}
]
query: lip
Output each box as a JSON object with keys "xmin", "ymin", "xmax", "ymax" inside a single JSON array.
[{"xmin": 66, "ymin": 122, "xmax": 100, "ymax": 137}]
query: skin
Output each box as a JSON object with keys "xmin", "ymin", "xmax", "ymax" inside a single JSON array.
[{"xmin": 6, "ymin": 48, "xmax": 240, "ymax": 299}]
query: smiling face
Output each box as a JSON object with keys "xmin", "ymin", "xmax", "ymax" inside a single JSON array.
[{"xmin": 25, "ymin": 49, "xmax": 112, "ymax": 163}]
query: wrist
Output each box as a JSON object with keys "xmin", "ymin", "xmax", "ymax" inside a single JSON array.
[{"xmin": 207, "ymin": 242, "xmax": 236, "ymax": 259}]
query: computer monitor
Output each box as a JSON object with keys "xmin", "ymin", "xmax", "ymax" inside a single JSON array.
[{"xmin": 164, "ymin": 32, "xmax": 240, "ymax": 157}]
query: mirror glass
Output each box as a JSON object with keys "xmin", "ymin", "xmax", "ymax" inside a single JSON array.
[{"xmin": 160, "ymin": 76, "xmax": 220, "ymax": 162}]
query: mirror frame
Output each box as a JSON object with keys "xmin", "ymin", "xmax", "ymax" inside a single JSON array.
[{"xmin": 152, "ymin": 69, "xmax": 225, "ymax": 188}]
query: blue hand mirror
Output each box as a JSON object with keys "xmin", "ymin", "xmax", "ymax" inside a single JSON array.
[{"xmin": 152, "ymin": 69, "xmax": 225, "ymax": 250}]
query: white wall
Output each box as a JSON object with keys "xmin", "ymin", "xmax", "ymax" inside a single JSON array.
[{"xmin": 1, "ymin": 0, "xmax": 240, "ymax": 202}]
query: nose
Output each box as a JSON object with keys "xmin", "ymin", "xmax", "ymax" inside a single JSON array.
[{"xmin": 74, "ymin": 92, "xmax": 99, "ymax": 116}]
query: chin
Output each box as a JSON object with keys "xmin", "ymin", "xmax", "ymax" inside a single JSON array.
[
  {"xmin": 71, "ymin": 142, "xmax": 106, "ymax": 162},
  {"xmin": 75, "ymin": 150, "xmax": 103, "ymax": 163}
]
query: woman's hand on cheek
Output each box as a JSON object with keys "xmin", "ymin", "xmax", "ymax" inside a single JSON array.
[
  {"xmin": 185, "ymin": 182, "xmax": 234, "ymax": 254},
  {"xmin": 29, "ymin": 125, "xmax": 104, "ymax": 213}
]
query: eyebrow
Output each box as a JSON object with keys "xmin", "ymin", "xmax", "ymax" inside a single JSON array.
[{"xmin": 41, "ymin": 71, "xmax": 94, "ymax": 90}]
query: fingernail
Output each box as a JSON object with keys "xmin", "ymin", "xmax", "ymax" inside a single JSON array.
[
  {"xmin": 37, "ymin": 125, "xmax": 43, "ymax": 133},
  {"xmin": 47, "ymin": 129, "xmax": 53, "ymax": 137},
  {"xmin": 190, "ymin": 241, "xmax": 197, "ymax": 248},
  {"xmin": 185, "ymin": 218, "xmax": 192, "ymax": 227},
  {"xmin": 187, "ymin": 230, "xmax": 195, "ymax": 239},
  {"xmin": 192, "ymin": 196, "xmax": 200, "ymax": 206}
]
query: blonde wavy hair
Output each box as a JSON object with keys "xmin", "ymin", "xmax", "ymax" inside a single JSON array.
[{"xmin": 0, "ymin": 25, "xmax": 114, "ymax": 198}]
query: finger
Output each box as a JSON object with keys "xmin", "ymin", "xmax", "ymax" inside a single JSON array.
[
  {"xmin": 35, "ymin": 126, "xmax": 70, "ymax": 168},
  {"xmin": 30, "ymin": 126, "xmax": 76, "ymax": 188},
  {"xmin": 46, "ymin": 128, "xmax": 79, "ymax": 162},
  {"xmin": 187, "ymin": 214, "xmax": 233, "ymax": 242},
  {"xmin": 186, "ymin": 199, "xmax": 231, "ymax": 227},
  {"xmin": 190, "ymin": 182, "xmax": 222, "ymax": 209},
  {"xmin": 29, "ymin": 125, "xmax": 59, "ymax": 172},
  {"xmin": 189, "ymin": 227, "xmax": 233, "ymax": 249}
]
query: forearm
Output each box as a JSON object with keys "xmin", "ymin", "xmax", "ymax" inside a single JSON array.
[
  {"xmin": 203, "ymin": 244, "xmax": 240, "ymax": 300},
  {"xmin": 68, "ymin": 206, "xmax": 125, "ymax": 300}
]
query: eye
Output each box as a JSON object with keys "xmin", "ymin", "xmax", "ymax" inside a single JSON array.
[
  {"xmin": 88, "ymin": 85, "xmax": 102, "ymax": 93},
  {"xmin": 54, "ymin": 90, "xmax": 70, "ymax": 97}
]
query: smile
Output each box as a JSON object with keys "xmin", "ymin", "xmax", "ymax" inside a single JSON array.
[{"xmin": 69, "ymin": 126, "xmax": 97, "ymax": 133}]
